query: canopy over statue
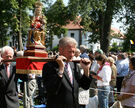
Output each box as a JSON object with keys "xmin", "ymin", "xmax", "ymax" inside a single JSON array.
[{"xmin": 27, "ymin": 0, "xmax": 47, "ymax": 46}]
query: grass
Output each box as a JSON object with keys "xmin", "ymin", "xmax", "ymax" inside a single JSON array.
[{"xmin": 19, "ymin": 98, "xmax": 24, "ymax": 108}]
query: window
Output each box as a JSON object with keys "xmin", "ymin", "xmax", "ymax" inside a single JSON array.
[
  {"xmin": 84, "ymin": 33, "xmax": 87, "ymax": 39},
  {"xmin": 71, "ymin": 33, "xmax": 74, "ymax": 38}
]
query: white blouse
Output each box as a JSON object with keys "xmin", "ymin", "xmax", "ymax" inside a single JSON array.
[{"xmin": 97, "ymin": 65, "xmax": 112, "ymax": 86}]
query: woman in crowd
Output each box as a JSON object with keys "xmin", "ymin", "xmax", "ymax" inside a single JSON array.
[
  {"xmin": 107, "ymin": 57, "xmax": 117, "ymax": 106},
  {"xmin": 91, "ymin": 54, "xmax": 112, "ymax": 108},
  {"xmin": 118, "ymin": 56, "xmax": 135, "ymax": 108}
]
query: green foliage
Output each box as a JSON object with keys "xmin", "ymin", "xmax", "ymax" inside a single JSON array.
[
  {"xmin": 0, "ymin": 0, "xmax": 17, "ymax": 47},
  {"xmin": 122, "ymin": 26, "xmax": 135, "ymax": 52},
  {"xmin": 45, "ymin": 0, "xmax": 72, "ymax": 48},
  {"xmin": 52, "ymin": 45, "xmax": 58, "ymax": 52},
  {"xmin": 119, "ymin": 0, "xmax": 135, "ymax": 52},
  {"xmin": 68, "ymin": 0, "xmax": 117, "ymax": 54},
  {"xmin": 70, "ymin": 0, "xmax": 132, "ymax": 54},
  {"xmin": 1, "ymin": 0, "xmax": 135, "ymax": 52},
  {"xmin": 109, "ymin": 42, "xmax": 123, "ymax": 52},
  {"xmin": 0, "ymin": 0, "xmax": 73, "ymax": 49},
  {"xmin": 0, "ymin": 0, "xmax": 37, "ymax": 48},
  {"xmin": 46, "ymin": 0, "xmax": 68, "ymax": 25}
]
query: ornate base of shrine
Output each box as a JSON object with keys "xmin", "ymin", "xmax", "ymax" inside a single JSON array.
[
  {"xmin": 24, "ymin": 45, "xmax": 48, "ymax": 57},
  {"xmin": 16, "ymin": 56, "xmax": 47, "ymax": 74}
]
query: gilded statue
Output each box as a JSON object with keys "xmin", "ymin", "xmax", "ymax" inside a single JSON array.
[{"xmin": 27, "ymin": 0, "xmax": 47, "ymax": 46}]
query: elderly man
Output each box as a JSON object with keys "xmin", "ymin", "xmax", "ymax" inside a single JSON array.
[
  {"xmin": 79, "ymin": 45, "xmax": 89, "ymax": 59},
  {"xmin": 0, "ymin": 46, "xmax": 19, "ymax": 108},
  {"xmin": 116, "ymin": 53, "xmax": 129, "ymax": 93},
  {"xmin": 42, "ymin": 37, "xmax": 92, "ymax": 108}
]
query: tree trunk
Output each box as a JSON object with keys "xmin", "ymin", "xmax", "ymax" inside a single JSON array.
[
  {"xmin": 1, "ymin": 36, "xmax": 4, "ymax": 47},
  {"xmin": 50, "ymin": 35, "xmax": 53, "ymax": 49},
  {"xmin": 79, "ymin": 29, "xmax": 82, "ymax": 46},
  {"xmin": 18, "ymin": 0, "xmax": 23, "ymax": 51},
  {"xmin": 100, "ymin": 0, "xmax": 116, "ymax": 55},
  {"xmin": 0, "ymin": 27, "xmax": 4, "ymax": 47},
  {"xmin": 98, "ymin": 11, "xmax": 104, "ymax": 48}
]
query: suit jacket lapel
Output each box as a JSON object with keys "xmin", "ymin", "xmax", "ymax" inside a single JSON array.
[
  {"xmin": 0, "ymin": 64, "xmax": 8, "ymax": 82},
  {"xmin": 70, "ymin": 62, "xmax": 78, "ymax": 89}
]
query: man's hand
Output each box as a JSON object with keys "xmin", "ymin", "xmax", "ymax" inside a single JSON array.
[
  {"xmin": 0, "ymin": 57, "xmax": 3, "ymax": 63},
  {"xmin": 55, "ymin": 55, "xmax": 67, "ymax": 77},
  {"xmin": 80, "ymin": 58, "xmax": 91, "ymax": 77},
  {"xmin": 91, "ymin": 74, "xmax": 102, "ymax": 81},
  {"xmin": 117, "ymin": 95, "xmax": 123, "ymax": 101}
]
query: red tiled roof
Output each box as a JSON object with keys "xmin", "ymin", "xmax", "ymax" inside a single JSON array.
[
  {"xmin": 63, "ymin": 17, "xmax": 125, "ymax": 39},
  {"xmin": 63, "ymin": 21, "xmax": 83, "ymax": 30},
  {"xmin": 111, "ymin": 27, "xmax": 125, "ymax": 39},
  {"xmin": 63, "ymin": 16, "xmax": 83, "ymax": 30}
]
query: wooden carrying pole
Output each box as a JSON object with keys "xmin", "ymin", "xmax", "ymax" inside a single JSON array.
[
  {"xmin": 2, "ymin": 57, "xmax": 88, "ymax": 64},
  {"xmin": 2, "ymin": 57, "xmax": 80, "ymax": 63}
]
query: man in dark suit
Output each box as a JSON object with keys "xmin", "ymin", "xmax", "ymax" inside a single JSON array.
[
  {"xmin": 0, "ymin": 46, "xmax": 19, "ymax": 108},
  {"xmin": 42, "ymin": 37, "xmax": 92, "ymax": 108}
]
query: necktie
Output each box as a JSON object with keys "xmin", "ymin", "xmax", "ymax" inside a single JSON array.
[
  {"xmin": 6, "ymin": 65, "xmax": 10, "ymax": 78},
  {"xmin": 65, "ymin": 63, "xmax": 73, "ymax": 84}
]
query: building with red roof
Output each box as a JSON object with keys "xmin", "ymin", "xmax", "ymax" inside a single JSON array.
[{"xmin": 52, "ymin": 18, "xmax": 125, "ymax": 52}]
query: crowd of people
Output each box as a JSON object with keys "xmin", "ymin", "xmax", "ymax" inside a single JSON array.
[{"xmin": 0, "ymin": 37, "xmax": 135, "ymax": 108}]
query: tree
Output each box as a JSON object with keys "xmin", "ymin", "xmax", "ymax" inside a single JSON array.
[
  {"xmin": 0, "ymin": 0, "xmax": 72, "ymax": 50},
  {"xmin": 68, "ymin": 0, "xmax": 123, "ymax": 54},
  {"xmin": 123, "ymin": 26, "xmax": 135, "ymax": 52},
  {"xmin": 45, "ymin": 0, "xmax": 70, "ymax": 49},
  {"xmin": 0, "ymin": 0, "xmax": 37, "ymax": 49},
  {"xmin": 11, "ymin": 0, "xmax": 37, "ymax": 50},
  {"xmin": 119, "ymin": 0, "xmax": 135, "ymax": 52},
  {"xmin": 0, "ymin": 0, "xmax": 18, "ymax": 47},
  {"xmin": 100, "ymin": 0, "xmax": 116, "ymax": 54},
  {"xmin": 2, "ymin": 0, "xmax": 133, "ymax": 53}
]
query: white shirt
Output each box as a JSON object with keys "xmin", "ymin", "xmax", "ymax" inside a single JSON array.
[
  {"xmin": 72, "ymin": 56, "xmax": 81, "ymax": 60},
  {"xmin": 97, "ymin": 65, "xmax": 112, "ymax": 86},
  {"xmin": 121, "ymin": 70, "xmax": 135, "ymax": 107},
  {"xmin": 79, "ymin": 67, "xmax": 89, "ymax": 105},
  {"xmin": 90, "ymin": 60, "xmax": 100, "ymax": 73}
]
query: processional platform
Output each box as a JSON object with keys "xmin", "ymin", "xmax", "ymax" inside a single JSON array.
[{"xmin": 16, "ymin": 0, "xmax": 47, "ymax": 75}]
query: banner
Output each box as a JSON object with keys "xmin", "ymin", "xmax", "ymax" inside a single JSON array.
[{"xmin": 130, "ymin": 40, "xmax": 134, "ymax": 44}]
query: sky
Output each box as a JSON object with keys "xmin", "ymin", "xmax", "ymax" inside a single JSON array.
[
  {"xmin": 52, "ymin": 0, "xmax": 68, "ymax": 5},
  {"xmin": 112, "ymin": 20, "xmax": 124, "ymax": 33}
]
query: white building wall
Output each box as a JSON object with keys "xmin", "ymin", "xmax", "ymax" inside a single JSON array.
[
  {"xmin": 52, "ymin": 30, "xmax": 80, "ymax": 48},
  {"xmin": 110, "ymin": 38, "xmax": 124, "ymax": 46},
  {"xmin": 52, "ymin": 35, "xmax": 60, "ymax": 47},
  {"xmin": 82, "ymin": 32, "xmax": 89, "ymax": 47},
  {"xmin": 67, "ymin": 30, "xmax": 80, "ymax": 43},
  {"xmin": 81, "ymin": 32, "xmax": 101, "ymax": 52},
  {"xmin": 52, "ymin": 30, "xmax": 124, "ymax": 52},
  {"xmin": 52, "ymin": 30, "xmax": 101, "ymax": 52}
]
